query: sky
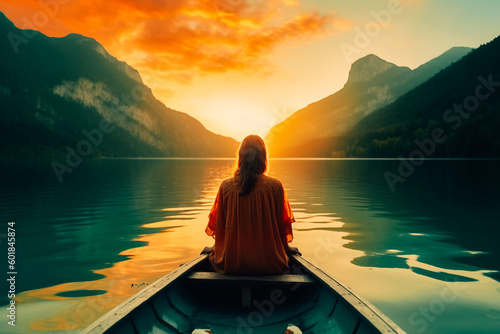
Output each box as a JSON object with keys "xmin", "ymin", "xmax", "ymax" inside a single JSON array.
[{"xmin": 2, "ymin": 0, "xmax": 500, "ymax": 141}]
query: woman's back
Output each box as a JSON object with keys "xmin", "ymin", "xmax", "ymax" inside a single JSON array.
[{"xmin": 206, "ymin": 175, "xmax": 294, "ymax": 274}]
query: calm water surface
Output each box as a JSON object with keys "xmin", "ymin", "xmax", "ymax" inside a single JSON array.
[{"xmin": 1, "ymin": 159, "xmax": 499, "ymax": 333}]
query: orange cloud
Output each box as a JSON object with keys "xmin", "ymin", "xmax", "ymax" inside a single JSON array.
[{"xmin": 1, "ymin": 0, "xmax": 351, "ymax": 83}]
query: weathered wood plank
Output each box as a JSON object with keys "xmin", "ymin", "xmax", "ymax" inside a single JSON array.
[
  {"xmin": 81, "ymin": 255, "xmax": 208, "ymax": 334},
  {"xmin": 82, "ymin": 254, "xmax": 405, "ymax": 334},
  {"xmin": 186, "ymin": 272, "xmax": 316, "ymax": 284},
  {"xmin": 291, "ymin": 255, "xmax": 406, "ymax": 334}
]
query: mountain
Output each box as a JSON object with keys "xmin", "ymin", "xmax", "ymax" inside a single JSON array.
[
  {"xmin": 345, "ymin": 54, "xmax": 401, "ymax": 85},
  {"xmin": 410, "ymin": 47, "xmax": 475, "ymax": 86},
  {"xmin": 344, "ymin": 35, "xmax": 500, "ymax": 158},
  {"xmin": 0, "ymin": 12, "xmax": 238, "ymax": 158},
  {"xmin": 266, "ymin": 48, "xmax": 473, "ymax": 157}
]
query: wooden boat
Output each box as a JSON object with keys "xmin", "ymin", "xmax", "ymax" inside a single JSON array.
[{"xmin": 82, "ymin": 254, "xmax": 405, "ymax": 334}]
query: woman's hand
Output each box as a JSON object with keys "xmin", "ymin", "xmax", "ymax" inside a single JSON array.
[
  {"xmin": 286, "ymin": 245, "xmax": 302, "ymax": 256},
  {"xmin": 200, "ymin": 245, "xmax": 214, "ymax": 255}
]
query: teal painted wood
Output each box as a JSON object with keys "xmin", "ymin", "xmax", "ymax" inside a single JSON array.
[{"xmin": 81, "ymin": 255, "xmax": 406, "ymax": 334}]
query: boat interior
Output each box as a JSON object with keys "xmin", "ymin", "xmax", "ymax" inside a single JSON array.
[{"xmin": 109, "ymin": 256, "xmax": 381, "ymax": 334}]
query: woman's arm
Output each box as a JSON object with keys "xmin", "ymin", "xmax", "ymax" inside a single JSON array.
[
  {"xmin": 200, "ymin": 245, "xmax": 214, "ymax": 255},
  {"xmin": 285, "ymin": 244, "xmax": 301, "ymax": 256}
]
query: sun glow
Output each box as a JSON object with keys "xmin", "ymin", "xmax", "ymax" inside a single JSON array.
[
  {"xmin": 193, "ymin": 95, "xmax": 273, "ymax": 141},
  {"xmin": 2, "ymin": 0, "xmax": 500, "ymax": 142}
]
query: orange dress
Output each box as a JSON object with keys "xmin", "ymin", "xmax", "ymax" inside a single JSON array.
[{"xmin": 205, "ymin": 175, "xmax": 295, "ymax": 274}]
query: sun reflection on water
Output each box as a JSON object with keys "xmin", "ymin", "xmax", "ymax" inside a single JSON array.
[
  {"xmin": 14, "ymin": 164, "xmax": 231, "ymax": 333},
  {"xmin": 2, "ymin": 159, "xmax": 500, "ymax": 333}
]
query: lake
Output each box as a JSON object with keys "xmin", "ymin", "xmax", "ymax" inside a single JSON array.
[{"xmin": 1, "ymin": 158, "xmax": 499, "ymax": 333}]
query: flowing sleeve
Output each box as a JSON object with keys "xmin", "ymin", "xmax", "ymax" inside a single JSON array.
[
  {"xmin": 205, "ymin": 186, "xmax": 221, "ymax": 238},
  {"xmin": 281, "ymin": 185, "xmax": 295, "ymax": 243}
]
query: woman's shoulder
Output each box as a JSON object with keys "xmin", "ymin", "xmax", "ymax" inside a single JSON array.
[
  {"xmin": 219, "ymin": 175, "xmax": 284, "ymax": 193},
  {"xmin": 220, "ymin": 177, "xmax": 237, "ymax": 191},
  {"xmin": 259, "ymin": 175, "xmax": 284, "ymax": 190}
]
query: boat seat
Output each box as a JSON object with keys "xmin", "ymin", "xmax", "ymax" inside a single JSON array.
[
  {"xmin": 186, "ymin": 272, "xmax": 315, "ymax": 308},
  {"xmin": 186, "ymin": 272, "xmax": 315, "ymax": 284}
]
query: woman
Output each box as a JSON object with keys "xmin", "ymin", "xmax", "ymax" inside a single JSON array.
[{"xmin": 201, "ymin": 135, "xmax": 300, "ymax": 274}]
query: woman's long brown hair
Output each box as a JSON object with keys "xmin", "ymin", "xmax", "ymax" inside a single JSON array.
[{"xmin": 234, "ymin": 135, "xmax": 267, "ymax": 196}]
